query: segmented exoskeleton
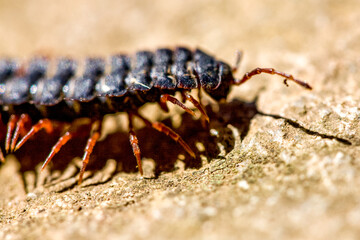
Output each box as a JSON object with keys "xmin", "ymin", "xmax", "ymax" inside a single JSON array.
[{"xmin": 0, "ymin": 47, "xmax": 312, "ymax": 183}]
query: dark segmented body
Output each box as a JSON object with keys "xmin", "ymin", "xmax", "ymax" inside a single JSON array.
[
  {"xmin": 0, "ymin": 47, "xmax": 312, "ymax": 184},
  {"xmin": 2, "ymin": 58, "xmax": 48, "ymax": 105},
  {"xmin": 0, "ymin": 59, "xmax": 18, "ymax": 83},
  {"xmin": 0, "ymin": 47, "xmax": 232, "ymax": 121}
]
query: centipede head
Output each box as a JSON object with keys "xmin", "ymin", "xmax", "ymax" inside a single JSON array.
[
  {"xmin": 201, "ymin": 61, "xmax": 234, "ymax": 102},
  {"xmin": 193, "ymin": 49, "xmax": 234, "ymax": 102}
]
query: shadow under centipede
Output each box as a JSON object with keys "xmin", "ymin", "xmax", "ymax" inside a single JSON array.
[
  {"xmin": 90, "ymin": 99, "xmax": 260, "ymax": 177},
  {"xmin": 7, "ymin": 99, "xmax": 257, "ymax": 190},
  {"xmin": 7, "ymin": 97, "xmax": 350, "ymax": 192}
]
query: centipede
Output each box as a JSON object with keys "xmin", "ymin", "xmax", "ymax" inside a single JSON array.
[{"xmin": 0, "ymin": 47, "xmax": 312, "ymax": 184}]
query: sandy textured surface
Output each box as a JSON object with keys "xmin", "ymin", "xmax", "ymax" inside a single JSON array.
[{"xmin": 1, "ymin": 0, "xmax": 360, "ymax": 239}]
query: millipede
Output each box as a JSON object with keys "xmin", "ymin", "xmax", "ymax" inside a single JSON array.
[{"xmin": 0, "ymin": 47, "xmax": 312, "ymax": 184}]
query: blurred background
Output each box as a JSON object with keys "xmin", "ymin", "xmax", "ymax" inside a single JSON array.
[{"xmin": 0, "ymin": 0, "xmax": 359, "ymax": 61}]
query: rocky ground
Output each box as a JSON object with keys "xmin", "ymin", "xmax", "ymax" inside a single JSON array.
[{"xmin": 0, "ymin": 0, "xmax": 360, "ymax": 239}]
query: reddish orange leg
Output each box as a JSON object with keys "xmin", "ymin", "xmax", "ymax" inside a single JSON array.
[
  {"xmin": 78, "ymin": 121, "xmax": 102, "ymax": 184},
  {"xmin": 160, "ymin": 94, "xmax": 195, "ymax": 116},
  {"xmin": 5, "ymin": 115, "xmax": 19, "ymax": 153},
  {"xmin": 235, "ymin": 67, "xmax": 312, "ymax": 90},
  {"xmin": 0, "ymin": 115, "xmax": 6, "ymax": 162},
  {"xmin": 128, "ymin": 113, "xmax": 143, "ymax": 175},
  {"xmin": 134, "ymin": 112, "xmax": 196, "ymax": 159},
  {"xmin": 183, "ymin": 91, "xmax": 210, "ymax": 123},
  {"xmin": 10, "ymin": 114, "xmax": 31, "ymax": 152},
  {"xmin": 14, "ymin": 119, "xmax": 53, "ymax": 152},
  {"xmin": 41, "ymin": 131, "xmax": 73, "ymax": 170},
  {"xmin": 0, "ymin": 149, "xmax": 4, "ymax": 163}
]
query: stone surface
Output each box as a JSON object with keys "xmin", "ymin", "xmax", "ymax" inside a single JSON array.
[{"xmin": 1, "ymin": 0, "xmax": 360, "ymax": 239}]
